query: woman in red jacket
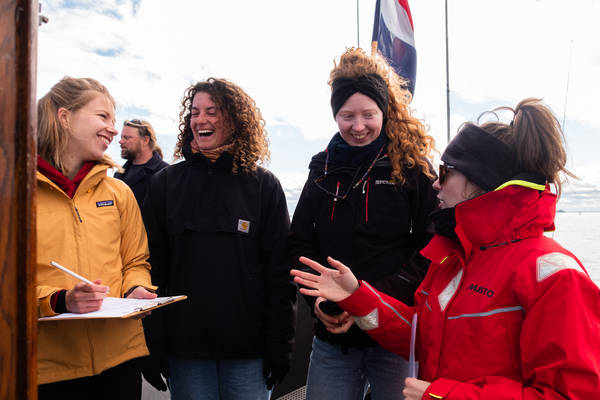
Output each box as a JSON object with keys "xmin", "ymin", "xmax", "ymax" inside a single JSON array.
[{"xmin": 292, "ymin": 98, "xmax": 600, "ymax": 399}]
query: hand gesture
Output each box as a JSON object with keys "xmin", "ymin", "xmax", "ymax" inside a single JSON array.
[
  {"xmin": 291, "ymin": 256, "xmax": 359, "ymax": 302},
  {"xmin": 65, "ymin": 280, "xmax": 109, "ymax": 313}
]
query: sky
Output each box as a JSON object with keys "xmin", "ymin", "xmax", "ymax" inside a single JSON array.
[{"xmin": 37, "ymin": 0, "xmax": 600, "ymax": 210}]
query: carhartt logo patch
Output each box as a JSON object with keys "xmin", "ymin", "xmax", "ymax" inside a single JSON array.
[
  {"xmin": 96, "ymin": 200, "xmax": 114, "ymax": 207},
  {"xmin": 237, "ymin": 219, "xmax": 250, "ymax": 233}
]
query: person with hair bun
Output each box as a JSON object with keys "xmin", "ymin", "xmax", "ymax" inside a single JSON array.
[
  {"xmin": 292, "ymin": 98, "xmax": 600, "ymax": 399},
  {"xmin": 114, "ymin": 118, "xmax": 169, "ymax": 206},
  {"xmin": 36, "ymin": 76, "xmax": 158, "ymax": 398},
  {"xmin": 289, "ymin": 48, "xmax": 438, "ymax": 399},
  {"xmin": 142, "ymin": 78, "xmax": 296, "ymax": 399}
]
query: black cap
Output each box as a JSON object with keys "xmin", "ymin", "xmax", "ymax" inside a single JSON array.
[{"xmin": 441, "ymin": 124, "xmax": 518, "ymax": 191}]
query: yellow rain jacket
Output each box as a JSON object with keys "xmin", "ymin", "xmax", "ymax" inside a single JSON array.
[{"xmin": 36, "ymin": 162, "xmax": 157, "ymax": 384}]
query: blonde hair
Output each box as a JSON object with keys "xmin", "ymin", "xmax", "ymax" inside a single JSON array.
[
  {"xmin": 37, "ymin": 76, "xmax": 118, "ymax": 172},
  {"xmin": 329, "ymin": 48, "xmax": 436, "ymax": 184},
  {"xmin": 174, "ymin": 78, "xmax": 269, "ymax": 173},
  {"xmin": 479, "ymin": 98, "xmax": 576, "ymax": 196}
]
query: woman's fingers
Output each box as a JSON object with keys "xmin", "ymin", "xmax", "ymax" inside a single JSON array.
[
  {"xmin": 292, "ymin": 274, "xmax": 319, "ymax": 290},
  {"xmin": 327, "ymin": 256, "xmax": 350, "ymax": 273},
  {"xmin": 298, "ymin": 286, "xmax": 321, "ymax": 298},
  {"xmin": 298, "ymin": 256, "xmax": 328, "ymax": 273},
  {"xmin": 290, "ymin": 268, "xmax": 320, "ymax": 282}
]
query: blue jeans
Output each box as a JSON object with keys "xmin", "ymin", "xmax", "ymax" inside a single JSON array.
[
  {"xmin": 168, "ymin": 358, "xmax": 271, "ymax": 400},
  {"xmin": 306, "ymin": 337, "xmax": 408, "ymax": 400}
]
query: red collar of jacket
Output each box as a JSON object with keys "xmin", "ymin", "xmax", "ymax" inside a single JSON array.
[
  {"xmin": 423, "ymin": 184, "xmax": 557, "ymax": 263},
  {"xmin": 37, "ymin": 155, "xmax": 95, "ymax": 198}
]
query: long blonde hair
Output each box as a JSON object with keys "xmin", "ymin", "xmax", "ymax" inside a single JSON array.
[
  {"xmin": 329, "ymin": 48, "xmax": 436, "ymax": 184},
  {"xmin": 37, "ymin": 76, "xmax": 119, "ymax": 173}
]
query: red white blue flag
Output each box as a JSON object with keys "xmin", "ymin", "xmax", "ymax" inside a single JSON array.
[{"xmin": 372, "ymin": 0, "xmax": 417, "ymax": 95}]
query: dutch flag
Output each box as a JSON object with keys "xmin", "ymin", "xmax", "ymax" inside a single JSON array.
[{"xmin": 372, "ymin": 0, "xmax": 417, "ymax": 95}]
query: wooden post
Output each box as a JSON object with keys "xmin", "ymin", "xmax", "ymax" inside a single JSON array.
[{"xmin": 0, "ymin": 0, "xmax": 38, "ymax": 398}]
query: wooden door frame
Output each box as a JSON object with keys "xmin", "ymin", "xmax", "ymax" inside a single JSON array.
[{"xmin": 0, "ymin": 0, "xmax": 38, "ymax": 398}]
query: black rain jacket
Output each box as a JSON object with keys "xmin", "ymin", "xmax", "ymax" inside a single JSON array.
[
  {"xmin": 289, "ymin": 150, "xmax": 438, "ymax": 348},
  {"xmin": 142, "ymin": 147, "xmax": 296, "ymax": 361}
]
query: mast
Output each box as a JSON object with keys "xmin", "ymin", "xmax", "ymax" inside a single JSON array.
[
  {"xmin": 357, "ymin": 0, "xmax": 360, "ymax": 48},
  {"xmin": 562, "ymin": 40, "xmax": 574, "ymax": 131},
  {"xmin": 445, "ymin": 0, "xmax": 451, "ymax": 143}
]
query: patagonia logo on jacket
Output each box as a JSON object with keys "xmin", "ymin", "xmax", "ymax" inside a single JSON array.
[
  {"xmin": 467, "ymin": 283, "xmax": 495, "ymax": 298},
  {"xmin": 96, "ymin": 200, "xmax": 114, "ymax": 208}
]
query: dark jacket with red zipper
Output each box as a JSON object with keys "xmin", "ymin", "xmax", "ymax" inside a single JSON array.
[{"xmin": 289, "ymin": 133, "xmax": 438, "ymax": 348}]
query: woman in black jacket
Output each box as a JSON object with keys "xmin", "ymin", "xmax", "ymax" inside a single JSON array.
[
  {"xmin": 143, "ymin": 78, "xmax": 296, "ymax": 400},
  {"xmin": 289, "ymin": 48, "xmax": 438, "ymax": 400}
]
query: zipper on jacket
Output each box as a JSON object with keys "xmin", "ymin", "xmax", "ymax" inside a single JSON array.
[
  {"xmin": 362, "ymin": 178, "xmax": 370, "ymax": 222},
  {"xmin": 74, "ymin": 206, "xmax": 83, "ymax": 223},
  {"xmin": 330, "ymin": 181, "xmax": 340, "ymax": 221}
]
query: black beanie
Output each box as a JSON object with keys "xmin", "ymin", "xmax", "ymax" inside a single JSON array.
[
  {"xmin": 441, "ymin": 124, "xmax": 518, "ymax": 191},
  {"xmin": 331, "ymin": 74, "xmax": 389, "ymax": 117}
]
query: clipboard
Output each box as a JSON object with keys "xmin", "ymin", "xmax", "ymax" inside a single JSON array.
[{"xmin": 38, "ymin": 295, "xmax": 187, "ymax": 321}]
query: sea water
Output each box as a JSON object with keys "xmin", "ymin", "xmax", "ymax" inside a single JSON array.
[{"xmin": 549, "ymin": 211, "xmax": 600, "ymax": 286}]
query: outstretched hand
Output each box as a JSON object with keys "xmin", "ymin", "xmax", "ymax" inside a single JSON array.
[{"xmin": 290, "ymin": 256, "xmax": 359, "ymax": 303}]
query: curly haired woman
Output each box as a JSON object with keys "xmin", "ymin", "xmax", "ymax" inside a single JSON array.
[
  {"xmin": 288, "ymin": 48, "xmax": 438, "ymax": 399},
  {"xmin": 142, "ymin": 78, "xmax": 297, "ymax": 399}
]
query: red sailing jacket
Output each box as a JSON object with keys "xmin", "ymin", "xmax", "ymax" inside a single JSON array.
[{"xmin": 339, "ymin": 183, "xmax": 600, "ymax": 399}]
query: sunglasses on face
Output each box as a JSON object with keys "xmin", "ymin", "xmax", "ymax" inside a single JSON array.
[{"xmin": 438, "ymin": 164, "xmax": 456, "ymax": 185}]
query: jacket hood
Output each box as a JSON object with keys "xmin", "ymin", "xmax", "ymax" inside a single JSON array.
[{"xmin": 424, "ymin": 184, "xmax": 557, "ymax": 262}]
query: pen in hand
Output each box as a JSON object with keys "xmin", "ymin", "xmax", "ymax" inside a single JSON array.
[
  {"xmin": 50, "ymin": 261, "xmax": 95, "ymax": 285},
  {"xmin": 50, "ymin": 261, "xmax": 110, "ymax": 313}
]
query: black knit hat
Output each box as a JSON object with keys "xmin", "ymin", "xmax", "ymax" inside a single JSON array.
[
  {"xmin": 330, "ymin": 74, "xmax": 389, "ymax": 117},
  {"xmin": 441, "ymin": 124, "xmax": 518, "ymax": 191}
]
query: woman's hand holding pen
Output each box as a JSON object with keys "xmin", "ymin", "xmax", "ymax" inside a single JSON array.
[
  {"xmin": 65, "ymin": 280, "xmax": 109, "ymax": 313},
  {"xmin": 126, "ymin": 286, "xmax": 157, "ymax": 319},
  {"xmin": 291, "ymin": 256, "xmax": 360, "ymax": 302}
]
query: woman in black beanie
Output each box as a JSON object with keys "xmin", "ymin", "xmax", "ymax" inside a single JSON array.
[
  {"xmin": 292, "ymin": 98, "xmax": 600, "ymax": 399},
  {"xmin": 289, "ymin": 48, "xmax": 438, "ymax": 399}
]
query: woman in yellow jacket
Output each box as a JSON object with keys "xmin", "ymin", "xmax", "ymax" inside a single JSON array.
[{"xmin": 36, "ymin": 77, "xmax": 157, "ymax": 399}]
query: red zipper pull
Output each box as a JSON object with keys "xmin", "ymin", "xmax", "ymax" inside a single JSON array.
[
  {"xmin": 330, "ymin": 181, "xmax": 341, "ymax": 221},
  {"xmin": 365, "ymin": 178, "xmax": 370, "ymax": 222}
]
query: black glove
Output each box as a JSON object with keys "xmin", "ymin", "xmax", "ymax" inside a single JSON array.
[
  {"xmin": 140, "ymin": 355, "xmax": 169, "ymax": 392},
  {"xmin": 263, "ymin": 350, "xmax": 291, "ymax": 390}
]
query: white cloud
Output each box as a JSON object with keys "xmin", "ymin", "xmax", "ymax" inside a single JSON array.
[{"xmin": 38, "ymin": 0, "xmax": 600, "ymax": 178}]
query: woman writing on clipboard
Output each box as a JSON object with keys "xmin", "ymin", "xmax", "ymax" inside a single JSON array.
[{"xmin": 36, "ymin": 77, "xmax": 158, "ymax": 399}]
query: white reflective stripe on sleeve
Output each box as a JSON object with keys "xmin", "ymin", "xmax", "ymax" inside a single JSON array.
[
  {"xmin": 353, "ymin": 309, "xmax": 379, "ymax": 331},
  {"xmin": 447, "ymin": 305, "xmax": 524, "ymax": 320},
  {"xmin": 362, "ymin": 281, "xmax": 412, "ymax": 327},
  {"xmin": 537, "ymin": 252, "xmax": 585, "ymax": 282},
  {"xmin": 438, "ymin": 269, "xmax": 463, "ymax": 312}
]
